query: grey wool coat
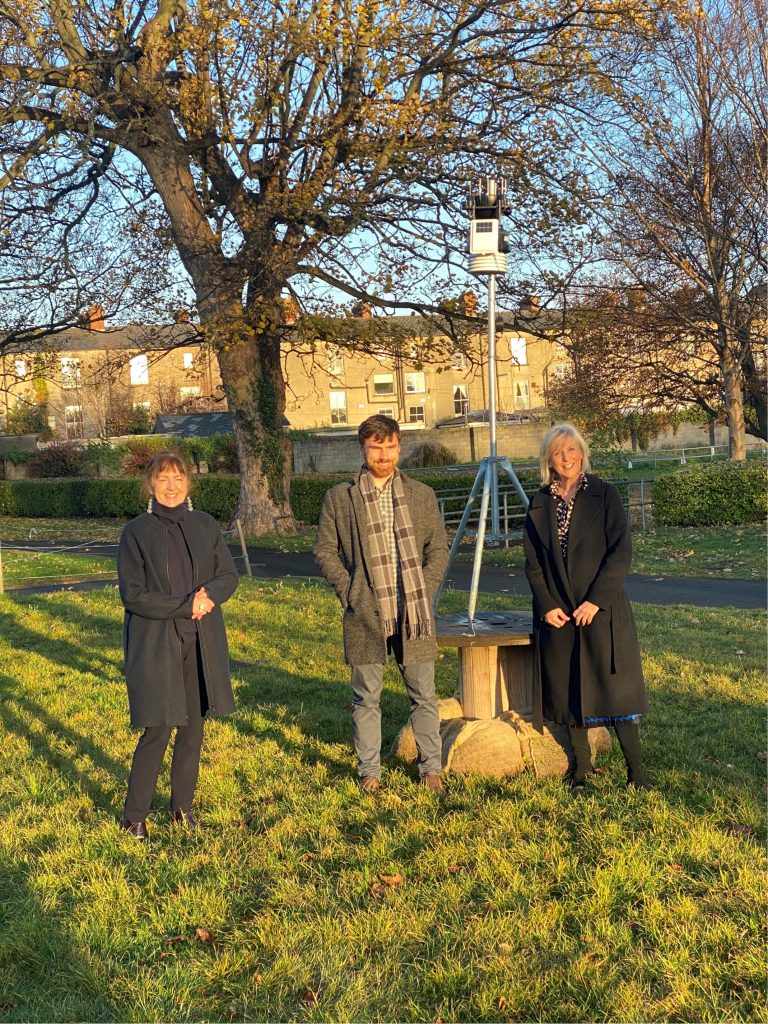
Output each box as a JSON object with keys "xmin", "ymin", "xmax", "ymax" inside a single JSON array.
[
  {"xmin": 117, "ymin": 510, "xmax": 239, "ymax": 728},
  {"xmin": 523, "ymin": 474, "xmax": 648, "ymax": 728},
  {"xmin": 313, "ymin": 473, "xmax": 449, "ymax": 666}
]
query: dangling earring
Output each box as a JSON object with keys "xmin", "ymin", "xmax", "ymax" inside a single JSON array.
[
  {"xmin": 186, "ymin": 496, "xmax": 193, "ymax": 511},
  {"xmin": 147, "ymin": 496, "xmax": 153, "ymax": 513}
]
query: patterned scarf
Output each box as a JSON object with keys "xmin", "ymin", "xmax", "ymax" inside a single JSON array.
[{"xmin": 358, "ymin": 467, "xmax": 433, "ymax": 640}]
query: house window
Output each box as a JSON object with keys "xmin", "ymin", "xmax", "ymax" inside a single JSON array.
[
  {"xmin": 453, "ymin": 385, "xmax": 469, "ymax": 416},
  {"xmin": 182, "ymin": 352, "xmax": 194, "ymax": 370},
  {"xmin": 133, "ymin": 401, "xmax": 151, "ymax": 413},
  {"xmin": 407, "ymin": 405, "xmax": 425, "ymax": 424},
  {"xmin": 377, "ymin": 407, "xmax": 395, "ymax": 417},
  {"xmin": 513, "ymin": 380, "xmax": 531, "ymax": 409},
  {"xmin": 327, "ymin": 347, "xmax": 345, "ymax": 375},
  {"xmin": 404, "ymin": 371, "xmax": 425, "ymax": 394},
  {"xmin": 14, "ymin": 359, "xmax": 26, "ymax": 379},
  {"xmin": 451, "ymin": 350, "xmax": 468, "ymax": 370},
  {"xmin": 329, "ymin": 390, "xmax": 347, "ymax": 424},
  {"xmin": 130, "ymin": 354, "xmax": 149, "ymax": 386},
  {"xmin": 510, "ymin": 336, "xmax": 528, "ymax": 365},
  {"xmin": 180, "ymin": 386, "xmax": 201, "ymax": 401},
  {"xmin": 60, "ymin": 358, "xmax": 81, "ymax": 388},
  {"xmin": 373, "ymin": 373, "xmax": 395, "ymax": 397},
  {"xmin": 64, "ymin": 404, "xmax": 84, "ymax": 437}
]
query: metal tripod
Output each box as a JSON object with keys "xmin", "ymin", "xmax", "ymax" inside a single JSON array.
[{"xmin": 433, "ymin": 272, "xmax": 530, "ymax": 628}]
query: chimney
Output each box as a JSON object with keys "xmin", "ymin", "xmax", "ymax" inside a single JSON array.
[
  {"xmin": 352, "ymin": 301, "xmax": 371, "ymax": 318},
  {"xmin": 462, "ymin": 291, "xmax": 478, "ymax": 317},
  {"xmin": 87, "ymin": 303, "xmax": 106, "ymax": 330},
  {"xmin": 519, "ymin": 294, "xmax": 540, "ymax": 315}
]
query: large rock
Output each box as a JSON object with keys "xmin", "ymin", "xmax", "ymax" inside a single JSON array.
[{"xmin": 390, "ymin": 700, "xmax": 612, "ymax": 780}]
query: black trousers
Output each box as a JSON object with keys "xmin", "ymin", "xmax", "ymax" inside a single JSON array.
[{"xmin": 123, "ymin": 637, "xmax": 208, "ymax": 821}]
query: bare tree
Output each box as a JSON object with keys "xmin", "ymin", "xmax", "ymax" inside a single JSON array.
[
  {"xmin": 575, "ymin": 0, "xmax": 767, "ymax": 459},
  {"xmin": 0, "ymin": 0, "xmax": 669, "ymax": 529}
]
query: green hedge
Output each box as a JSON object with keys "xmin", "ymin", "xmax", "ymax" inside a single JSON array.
[
  {"xmin": 0, "ymin": 466, "xmax": 545, "ymax": 524},
  {"xmin": 652, "ymin": 461, "xmax": 768, "ymax": 526},
  {"xmin": 289, "ymin": 474, "xmax": 349, "ymax": 524},
  {"xmin": 0, "ymin": 475, "xmax": 242, "ymax": 520}
]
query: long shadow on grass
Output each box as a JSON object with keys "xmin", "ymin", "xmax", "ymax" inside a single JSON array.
[
  {"xmin": 0, "ymin": 605, "xmax": 123, "ymax": 677},
  {"xmin": 0, "ymin": 850, "xmax": 121, "ymax": 1022},
  {"xmin": 0, "ymin": 674, "xmax": 127, "ymax": 812},
  {"xmin": 231, "ymin": 657, "xmax": 442, "ymax": 783}
]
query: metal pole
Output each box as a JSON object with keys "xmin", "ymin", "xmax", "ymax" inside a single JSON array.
[
  {"xmin": 235, "ymin": 518, "xmax": 252, "ymax": 577},
  {"xmin": 487, "ymin": 274, "xmax": 500, "ymax": 537},
  {"xmin": 0, "ymin": 539, "xmax": 4, "ymax": 595}
]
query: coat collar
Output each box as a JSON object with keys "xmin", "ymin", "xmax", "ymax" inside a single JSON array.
[{"xmin": 527, "ymin": 474, "xmax": 605, "ymax": 573}]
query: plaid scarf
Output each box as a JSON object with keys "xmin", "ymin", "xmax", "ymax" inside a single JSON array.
[{"xmin": 358, "ymin": 467, "xmax": 433, "ymax": 640}]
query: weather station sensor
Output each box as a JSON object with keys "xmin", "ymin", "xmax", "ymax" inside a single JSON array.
[
  {"xmin": 434, "ymin": 173, "xmax": 529, "ymax": 629},
  {"xmin": 467, "ymin": 175, "xmax": 510, "ymax": 274}
]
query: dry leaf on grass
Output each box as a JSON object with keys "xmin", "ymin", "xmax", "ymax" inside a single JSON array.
[
  {"xmin": 299, "ymin": 989, "xmax": 319, "ymax": 1005},
  {"xmin": 378, "ymin": 872, "xmax": 405, "ymax": 887},
  {"xmin": 162, "ymin": 934, "xmax": 186, "ymax": 944},
  {"xmin": 195, "ymin": 927, "xmax": 214, "ymax": 943}
]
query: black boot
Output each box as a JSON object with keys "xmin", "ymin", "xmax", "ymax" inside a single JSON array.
[
  {"xmin": 567, "ymin": 725, "xmax": 594, "ymax": 788},
  {"xmin": 614, "ymin": 721, "xmax": 650, "ymax": 789}
]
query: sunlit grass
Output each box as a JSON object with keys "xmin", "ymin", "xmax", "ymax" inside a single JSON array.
[{"xmin": 0, "ymin": 581, "xmax": 764, "ymax": 1022}]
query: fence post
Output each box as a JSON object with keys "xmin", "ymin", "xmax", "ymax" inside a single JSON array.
[
  {"xmin": 235, "ymin": 518, "xmax": 252, "ymax": 577},
  {"xmin": 0, "ymin": 539, "xmax": 4, "ymax": 595},
  {"xmin": 640, "ymin": 479, "xmax": 647, "ymax": 533}
]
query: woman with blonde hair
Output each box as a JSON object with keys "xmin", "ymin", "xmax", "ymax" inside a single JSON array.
[
  {"xmin": 117, "ymin": 450, "xmax": 239, "ymax": 838},
  {"xmin": 523, "ymin": 423, "xmax": 650, "ymax": 790}
]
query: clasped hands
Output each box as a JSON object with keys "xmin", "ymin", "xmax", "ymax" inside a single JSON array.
[
  {"xmin": 544, "ymin": 601, "xmax": 600, "ymax": 628},
  {"xmin": 191, "ymin": 586, "xmax": 215, "ymax": 621}
]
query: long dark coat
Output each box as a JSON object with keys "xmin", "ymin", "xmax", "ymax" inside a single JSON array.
[
  {"xmin": 117, "ymin": 510, "xmax": 239, "ymax": 728},
  {"xmin": 523, "ymin": 474, "xmax": 648, "ymax": 728},
  {"xmin": 313, "ymin": 473, "xmax": 449, "ymax": 666}
]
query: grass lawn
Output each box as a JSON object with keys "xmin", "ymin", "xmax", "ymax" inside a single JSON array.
[
  {"xmin": 0, "ymin": 581, "xmax": 764, "ymax": 1022},
  {"xmin": 456, "ymin": 524, "xmax": 766, "ymax": 581},
  {"xmin": 0, "ymin": 548, "xmax": 116, "ymax": 587},
  {"xmin": 1, "ymin": 516, "xmax": 764, "ymax": 580}
]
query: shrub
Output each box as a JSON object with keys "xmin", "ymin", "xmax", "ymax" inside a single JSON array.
[
  {"xmin": 121, "ymin": 437, "xmax": 192, "ymax": 476},
  {"xmin": 289, "ymin": 474, "xmax": 349, "ymax": 524},
  {"xmin": 0, "ymin": 475, "xmax": 240, "ymax": 520},
  {"xmin": 191, "ymin": 475, "xmax": 240, "ymax": 520},
  {"xmin": 652, "ymin": 461, "xmax": 768, "ymax": 526},
  {"xmin": 27, "ymin": 443, "xmax": 88, "ymax": 479},
  {"xmin": 401, "ymin": 442, "xmax": 458, "ymax": 469}
]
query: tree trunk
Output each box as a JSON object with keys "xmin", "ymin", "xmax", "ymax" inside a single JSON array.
[
  {"xmin": 214, "ymin": 314, "xmax": 296, "ymax": 536},
  {"xmin": 721, "ymin": 345, "xmax": 747, "ymax": 460}
]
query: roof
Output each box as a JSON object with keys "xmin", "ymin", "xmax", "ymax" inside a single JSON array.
[
  {"xmin": 5, "ymin": 322, "xmax": 201, "ymax": 355},
  {"xmin": 153, "ymin": 413, "xmax": 233, "ymax": 437}
]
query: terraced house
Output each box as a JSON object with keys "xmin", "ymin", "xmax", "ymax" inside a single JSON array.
[{"xmin": 0, "ymin": 298, "xmax": 570, "ymax": 439}]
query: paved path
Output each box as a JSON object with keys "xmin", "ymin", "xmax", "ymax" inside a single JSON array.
[{"xmin": 5, "ymin": 541, "xmax": 765, "ymax": 609}]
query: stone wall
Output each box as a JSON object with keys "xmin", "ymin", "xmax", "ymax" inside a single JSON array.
[{"xmin": 292, "ymin": 422, "xmax": 763, "ymax": 474}]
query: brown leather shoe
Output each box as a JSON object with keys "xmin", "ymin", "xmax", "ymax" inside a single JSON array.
[
  {"xmin": 170, "ymin": 809, "xmax": 198, "ymax": 827},
  {"xmin": 359, "ymin": 776, "xmax": 381, "ymax": 795},
  {"xmin": 420, "ymin": 773, "xmax": 446, "ymax": 794},
  {"xmin": 120, "ymin": 819, "xmax": 149, "ymax": 840}
]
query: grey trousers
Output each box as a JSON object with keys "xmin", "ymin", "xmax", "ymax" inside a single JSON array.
[
  {"xmin": 123, "ymin": 637, "xmax": 208, "ymax": 821},
  {"xmin": 350, "ymin": 637, "xmax": 442, "ymax": 780}
]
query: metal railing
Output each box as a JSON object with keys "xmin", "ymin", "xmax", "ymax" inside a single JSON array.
[{"xmin": 434, "ymin": 478, "xmax": 658, "ymax": 537}]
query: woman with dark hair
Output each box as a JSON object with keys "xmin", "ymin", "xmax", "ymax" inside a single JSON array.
[
  {"xmin": 523, "ymin": 423, "xmax": 650, "ymax": 791},
  {"xmin": 117, "ymin": 450, "xmax": 239, "ymax": 838}
]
